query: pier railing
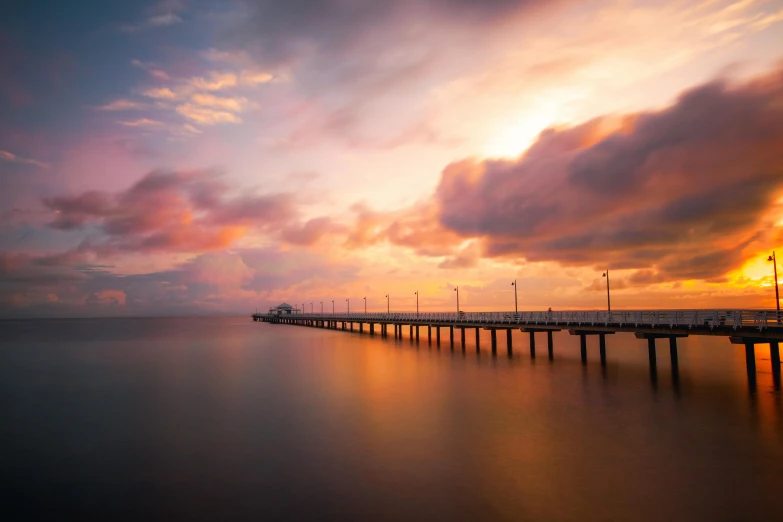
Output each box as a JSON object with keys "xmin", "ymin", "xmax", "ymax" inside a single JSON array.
[{"xmin": 257, "ymin": 309, "xmax": 783, "ymax": 331}]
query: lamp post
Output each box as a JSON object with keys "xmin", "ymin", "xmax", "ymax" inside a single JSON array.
[
  {"xmin": 302, "ymin": 303, "xmax": 305, "ymax": 315},
  {"xmin": 363, "ymin": 296, "xmax": 366, "ymax": 314},
  {"xmin": 385, "ymin": 294, "xmax": 389, "ymax": 314},
  {"xmin": 511, "ymin": 280, "xmax": 518, "ymax": 314},
  {"xmin": 769, "ymin": 251, "xmax": 780, "ymax": 316},
  {"xmin": 310, "ymin": 302, "xmax": 313, "ymax": 313},
  {"xmin": 346, "ymin": 298, "xmax": 350, "ymax": 314},
  {"xmin": 320, "ymin": 301, "xmax": 323, "ymax": 314},
  {"xmin": 602, "ymin": 270, "xmax": 611, "ymax": 312},
  {"xmin": 454, "ymin": 286, "xmax": 460, "ymax": 315},
  {"xmin": 415, "ymin": 291, "xmax": 419, "ymax": 316},
  {"xmin": 332, "ymin": 300, "xmax": 334, "ymax": 314}
]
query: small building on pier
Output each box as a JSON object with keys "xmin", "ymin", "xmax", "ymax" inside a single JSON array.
[{"xmin": 269, "ymin": 303, "xmax": 296, "ymax": 315}]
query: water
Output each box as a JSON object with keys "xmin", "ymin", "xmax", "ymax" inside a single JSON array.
[{"xmin": 1, "ymin": 316, "xmax": 781, "ymax": 521}]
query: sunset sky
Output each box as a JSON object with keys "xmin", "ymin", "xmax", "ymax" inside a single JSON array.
[{"xmin": 2, "ymin": 0, "xmax": 783, "ymax": 317}]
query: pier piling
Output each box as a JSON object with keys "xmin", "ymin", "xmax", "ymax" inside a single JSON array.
[
  {"xmin": 547, "ymin": 331, "xmax": 554, "ymax": 360},
  {"xmin": 507, "ymin": 329, "xmax": 513, "ymax": 356},
  {"xmin": 529, "ymin": 331, "xmax": 535, "ymax": 359}
]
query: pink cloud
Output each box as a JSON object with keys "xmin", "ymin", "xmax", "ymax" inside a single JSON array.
[{"xmin": 41, "ymin": 169, "xmax": 304, "ymax": 255}]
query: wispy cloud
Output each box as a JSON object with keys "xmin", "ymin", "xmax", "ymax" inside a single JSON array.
[
  {"xmin": 240, "ymin": 70, "xmax": 274, "ymax": 86},
  {"xmin": 96, "ymin": 99, "xmax": 147, "ymax": 111},
  {"xmin": 120, "ymin": 2, "xmax": 184, "ymax": 34},
  {"xmin": 118, "ymin": 118, "xmax": 165, "ymax": 128},
  {"xmin": 189, "ymin": 72, "xmax": 238, "ymax": 91},
  {"xmin": 141, "ymin": 87, "xmax": 178, "ymax": 100},
  {"xmin": 0, "ymin": 150, "xmax": 50, "ymax": 169},
  {"xmin": 175, "ymin": 104, "xmax": 242, "ymax": 125},
  {"xmin": 131, "ymin": 59, "xmax": 170, "ymax": 81},
  {"xmin": 191, "ymin": 93, "xmax": 247, "ymax": 112},
  {"xmin": 148, "ymin": 13, "xmax": 182, "ymax": 27}
]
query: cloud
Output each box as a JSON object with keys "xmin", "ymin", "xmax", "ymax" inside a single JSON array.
[
  {"xmin": 131, "ymin": 59, "xmax": 170, "ymax": 80},
  {"xmin": 280, "ymin": 217, "xmax": 345, "ymax": 246},
  {"xmin": 41, "ymin": 169, "xmax": 301, "ymax": 254},
  {"xmin": 231, "ymin": 0, "xmax": 556, "ymax": 65},
  {"xmin": 148, "ymin": 13, "xmax": 183, "ymax": 26},
  {"xmin": 189, "ymin": 72, "xmax": 238, "ymax": 91},
  {"xmin": 0, "ymin": 150, "xmax": 49, "ymax": 169},
  {"xmin": 0, "ymin": 245, "xmax": 364, "ymax": 318},
  {"xmin": 96, "ymin": 99, "xmax": 147, "ymax": 111},
  {"xmin": 175, "ymin": 103, "xmax": 242, "ymax": 124},
  {"xmin": 431, "ymin": 65, "xmax": 783, "ymax": 281},
  {"xmin": 118, "ymin": 118, "xmax": 165, "ymax": 127},
  {"xmin": 142, "ymin": 87, "xmax": 178, "ymax": 100},
  {"xmin": 120, "ymin": 1, "xmax": 185, "ymax": 34},
  {"xmin": 191, "ymin": 93, "xmax": 247, "ymax": 112},
  {"xmin": 344, "ymin": 201, "xmax": 465, "ymax": 258},
  {"xmin": 240, "ymin": 70, "xmax": 274, "ymax": 86}
]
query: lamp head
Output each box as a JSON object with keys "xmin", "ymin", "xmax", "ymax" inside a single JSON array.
[
  {"xmin": 769, "ymin": 255, "xmax": 774, "ymax": 261},
  {"xmin": 602, "ymin": 272, "xmax": 607, "ymax": 277}
]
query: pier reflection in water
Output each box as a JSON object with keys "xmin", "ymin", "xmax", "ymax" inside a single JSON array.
[{"xmin": 1, "ymin": 316, "xmax": 781, "ymax": 521}]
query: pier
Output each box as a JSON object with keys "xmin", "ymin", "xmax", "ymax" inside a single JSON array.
[{"xmin": 253, "ymin": 309, "xmax": 783, "ymax": 387}]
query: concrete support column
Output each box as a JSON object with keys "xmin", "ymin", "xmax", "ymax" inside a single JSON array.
[
  {"xmin": 745, "ymin": 342, "xmax": 756, "ymax": 385},
  {"xmin": 475, "ymin": 328, "xmax": 480, "ymax": 352},
  {"xmin": 547, "ymin": 331, "xmax": 554, "ymax": 360},
  {"xmin": 491, "ymin": 329, "xmax": 497, "ymax": 355},
  {"xmin": 428, "ymin": 325, "xmax": 431, "ymax": 343},
  {"xmin": 769, "ymin": 341, "xmax": 781, "ymax": 389},
  {"xmin": 580, "ymin": 334, "xmax": 587, "ymax": 364},
  {"xmin": 599, "ymin": 334, "xmax": 607, "ymax": 366},
  {"xmin": 409, "ymin": 325, "xmax": 413, "ymax": 338},
  {"xmin": 648, "ymin": 337, "xmax": 658, "ymax": 383},
  {"xmin": 507, "ymin": 329, "xmax": 513, "ymax": 356},
  {"xmin": 450, "ymin": 326, "xmax": 454, "ymax": 347},
  {"xmin": 669, "ymin": 337, "xmax": 679, "ymax": 375},
  {"xmin": 461, "ymin": 327, "xmax": 466, "ymax": 349},
  {"xmin": 359, "ymin": 323, "xmax": 363, "ymax": 333},
  {"xmin": 436, "ymin": 326, "xmax": 441, "ymax": 345},
  {"xmin": 648, "ymin": 337, "xmax": 657, "ymax": 367},
  {"xmin": 370, "ymin": 323, "xmax": 375, "ymax": 336},
  {"xmin": 416, "ymin": 325, "xmax": 419, "ymax": 341},
  {"xmin": 529, "ymin": 331, "xmax": 535, "ymax": 359}
]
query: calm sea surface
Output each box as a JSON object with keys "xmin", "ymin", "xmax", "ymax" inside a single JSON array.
[{"xmin": 1, "ymin": 316, "xmax": 781, "ymax": 521}]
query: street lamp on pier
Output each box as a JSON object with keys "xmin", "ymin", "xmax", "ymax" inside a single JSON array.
[
  {"xmin": 511, "ymin": 280, "xmax": 518, "ymax": 314},
  {"xmin": 769, "ymin": 252, "xmax": 780, "ymax": 317},
  {"xmin": 310, "ymin": 302, "xmax": 313, "ymax": 313},
  {"xmin": 363, "ymin": 296, "xmax": 366, "ymax": 314},
  {"xmin": 385, "ymin": 294, "xmax": 389, "ymax": 314},
  {"xmin": 320, "ymin": 302, "xmax": 323, "ymax": 314},
  {"xmin": 602, "ymin": 270, "xmax": 611, "ymax": 312},
  {"xmin": 332, "ymin": 300, "xmax": 334, "ymax": 314},
  {"xmin": 302, "ymin": 303, "xmax": 305, "ymax": 315},
  {"xmin": 346, "ymin": 298, "xmax": 350, "ymax": 314},
  {"xmin": 415, "ymin": 291, "xmax": 419, "ymax": 316},
  {"xmin": 454, "ymin": 286, "xmax": 459, "ymax": 315}
]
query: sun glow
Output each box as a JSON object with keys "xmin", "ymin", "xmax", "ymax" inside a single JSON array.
[
  {"xmin": 734, "ymin": 251, "xmax": 780, "ymax": 283},
  {"xmin": 482, "ymin": 106, "xmax": 561, "ymax": 159}
]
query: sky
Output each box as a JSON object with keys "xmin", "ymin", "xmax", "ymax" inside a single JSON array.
[{"xmin": 2, "ymin": 0, "xmax": 783, "ymax": 317}]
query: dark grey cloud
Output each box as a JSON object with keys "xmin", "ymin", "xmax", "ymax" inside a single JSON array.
[{"xmin": 433, "ymin": 66, "xmax": 783, "ymax": 281}]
